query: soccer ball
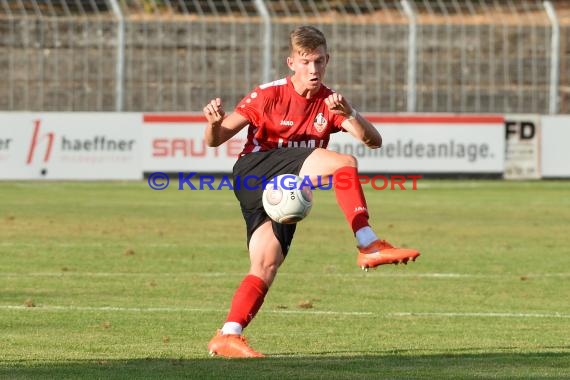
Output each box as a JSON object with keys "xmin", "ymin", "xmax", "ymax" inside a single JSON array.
[{"xmin": 262, "ymin": 174, "xmax": 313, "ymax": 224}]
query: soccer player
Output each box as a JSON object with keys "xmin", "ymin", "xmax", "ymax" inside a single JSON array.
[{"xmin": 203, "ymin": 26, "xmax": 419, "ymax": 358}]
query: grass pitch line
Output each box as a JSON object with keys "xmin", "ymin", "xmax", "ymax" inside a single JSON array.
[
  {"xmin": 0, "ymin": 305, "xmax": 373, "ymax": 316},
  {"xmin": 1, "ymin": 272, "xmax": 569, "ymax": 279},
  {"xmin": 389, "ymin": 312, "xmax": 570, "ymax": 319},
  {"xmin": 1, "ymin": 305, "xmax": 569, "ymax": 319},
  {"xmin": 0, "ymin": 242, "xmax": 182, "ymax": 248}
]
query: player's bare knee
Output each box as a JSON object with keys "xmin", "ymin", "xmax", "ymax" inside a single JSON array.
[
  {"xmin": 263, "ymin": 262, "xmax": 280, "ymax": 278},
  {"xmin": 251, "ymin": 262, "xmax": 280, "ymax": 285},
  {"xmin": 250, "ymin": 255, "xmax": 282, "ymax": 276},
  {"xmin": 338, "ymin": 153, "xmax": 357, "ymax": 168}
]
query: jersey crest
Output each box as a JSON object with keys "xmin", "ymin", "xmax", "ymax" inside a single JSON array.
[{"xmin": 313, "ymin": 113, "xmax": 327, "ymax": 133}]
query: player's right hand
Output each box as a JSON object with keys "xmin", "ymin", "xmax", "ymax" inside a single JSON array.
[{"xmin": 203, "ymin": 98, "xmax": 225, "ymax": 125}]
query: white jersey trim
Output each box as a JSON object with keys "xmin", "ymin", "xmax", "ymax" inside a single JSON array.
[{"xmin": 259, "ymin": 78, "xmax": 287, "ymax": 90}]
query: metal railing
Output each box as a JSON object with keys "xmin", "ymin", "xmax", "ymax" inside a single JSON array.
[{"xmin": 1, "ymin": 0, "xmax": 569, "ymax": 114}]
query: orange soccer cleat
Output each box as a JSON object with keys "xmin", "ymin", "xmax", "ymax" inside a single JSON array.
[
  {"xmin": 357, "ymin": 239, "xmax": 420, "ymax": 271},
  {"xmin": 207, "ymin": 330, "xmax": 265, "ymax": 358}
]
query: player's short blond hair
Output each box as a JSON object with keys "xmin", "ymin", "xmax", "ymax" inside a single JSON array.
[{"xmin": 289, "ymin": 26, "xmax": 327, "ymax": 56}]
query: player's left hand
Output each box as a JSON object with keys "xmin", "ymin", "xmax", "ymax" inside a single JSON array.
[{"xmin": 325, "ymin": 93, "xmax": 352, "ymax": 117}]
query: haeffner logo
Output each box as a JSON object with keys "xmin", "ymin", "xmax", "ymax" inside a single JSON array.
[
  {"xmin": 61, "ymin": 136, "xmax": 135, "ymax": 151},
  {"xmin": 26, "ymin": 119, "xmax": 135, "ymax": 164}
]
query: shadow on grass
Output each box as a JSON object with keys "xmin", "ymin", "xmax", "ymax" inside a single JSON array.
[{"xmin": 1, "ymin": 351, "xmax": 569, "ymax": 380}]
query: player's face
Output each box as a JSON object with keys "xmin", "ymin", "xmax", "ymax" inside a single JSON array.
[{"xmin": 287, "ymin": 45, "xmax": 329, "ymax": 94}]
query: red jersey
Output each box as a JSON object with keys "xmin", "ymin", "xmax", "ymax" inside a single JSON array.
[{"xmin": 235, "ymin": 77, "xmax": 347, "ymax": 156}]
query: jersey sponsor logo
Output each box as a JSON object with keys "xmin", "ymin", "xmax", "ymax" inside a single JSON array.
[
  {"xmin": 277, "ymin": 139, "xmax": 325, "ymax": 148},
  {"xmin": 314, "ymin": 113, "xmax": 327, "ymax": 133},
  {"xmin": 280, "ymin": 120, "xmax": 294, "ymax": 127}
]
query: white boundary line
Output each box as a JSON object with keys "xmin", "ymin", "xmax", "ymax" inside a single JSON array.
[
  {"xmin": 0, "ymin": 305, "xmax": 569, "ymax": 319},
  {"xmin": 0, "ymin": 272, "xmax": 569, "ymax": 279},
  {"xmin": 389, "ymin": 312, "xmax": 570, "ymax": 319},
  {"xmin": 0, "ymin": 305, "xmax": 372, "ymax": 316},
  {"xmin": 0, "ymin": 242, "xmax": 181, "ymax": 248}
]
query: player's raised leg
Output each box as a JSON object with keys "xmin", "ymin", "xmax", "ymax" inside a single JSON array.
[
  {"xmin": 208, "ymin": 221, "xmax": 283, "ymax": 358},
  {"xmin": 299, "ymin": 148, "xmax": 420, "ymax": 270}
]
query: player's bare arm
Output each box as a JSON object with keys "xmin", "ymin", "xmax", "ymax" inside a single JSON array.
[
  {"xmin": 325, "ymin": 93, "xmax": 382, "ymax": 149},
  {"xmin": 203, "ymin": 98, "xmax": 250, "ymax": 147}
]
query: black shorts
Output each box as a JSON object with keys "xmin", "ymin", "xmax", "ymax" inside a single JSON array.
[{"xmin": 232, "ymin": 147, "xmax": 316, "ymax": 256}]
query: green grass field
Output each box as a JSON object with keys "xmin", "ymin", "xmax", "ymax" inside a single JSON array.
[{"xmin": 1, "ymin": 179, "xmax": 569, "ymax": 379}]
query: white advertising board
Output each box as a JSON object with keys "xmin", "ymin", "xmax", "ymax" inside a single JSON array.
[
  {"xmin": 0, "ymin": 113, "xmax": 142, "ymax": 180},
  {"xmin": 541, "ymin": 115, "xmax": 570, "ymax": 178},
  {"xmin": 0, "ymin": 113, "xmax": 508, "ymax": 179},
  {"xmin": 143, "ymin": 114, "xmax": 505, "ymax": 174},
  {"xmin": 142, "ymin": 114, "xmax": 505, "ymax": 174},
  {"xmin": 329, "ymin": 115, "xmax": 505, "ymax": 173},
  {"xmin": 142, "ymin": 114, "xmax": 247, "ymax": 172}
]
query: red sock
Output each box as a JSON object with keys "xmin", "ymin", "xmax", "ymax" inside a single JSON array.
[
  {"xmin": 333, "ymin": 166, "xmax": 370, "ymax": 233},
  {"xmin": 225, "ymin": 274, "xmax": 268, "ymax": 329}
]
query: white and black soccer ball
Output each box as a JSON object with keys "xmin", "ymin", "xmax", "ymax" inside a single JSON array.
[{"xmin": 262, "ymin": 174, "xmax": 313, "ymax": 224}]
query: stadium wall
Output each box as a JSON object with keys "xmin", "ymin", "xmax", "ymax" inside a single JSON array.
[
  {"xmin": 1, "ymin": 0, "xmax": 569, "ymax": 115},
  {"xmin": 0, "ymin": 113, "xmax": 567, "ymax": 180}
]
